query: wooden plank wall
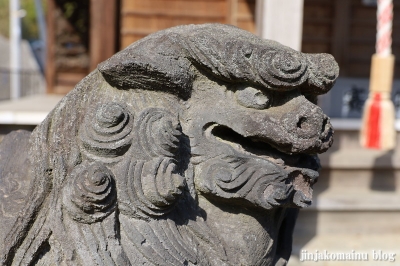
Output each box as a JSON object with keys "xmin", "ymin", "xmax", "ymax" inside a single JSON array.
[
  {"xmin": 89, "ymin": 0, "xmax": 118, "ymax": 71},
  {"xmin": 47, "ymin": 0, "xmax": 255, "ymax": 94},
  {"xmin": 237, "ymin": 0, "xmax": 256, "ymax": 33},
  {"xmin": 120, "ymin": 0, "xmax": 256, "ymax": 49},
  {"xmin": 49, "ymin": 0, "xmax": 400, "ymax": 93},
  {"xmin": 302, "ymin": 0, "xmax": 334, "ymax": 59},
  {"xmin": 302, "ymin": 0, "xmax": 400, "ymax": 78},
  {"xmin": 47, "ymin": 0, "xmax": 118, "ymax": 94},
  {"xmin": 46, "ymin": 0, "xmax": 90, "ymax": 94}
]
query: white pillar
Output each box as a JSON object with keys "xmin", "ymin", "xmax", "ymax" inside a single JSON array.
[
  {"xmin": 256, "ymin": 0, "xmax": 304, "ymax": 51},
  {"xmin": 10, "ymin": 0, "xmax": 21, "ymax": 99}
]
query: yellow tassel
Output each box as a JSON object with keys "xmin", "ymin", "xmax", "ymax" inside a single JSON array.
[{"xmin": 360, "ymin": 54, "xmax": 396, "ymax": 150}]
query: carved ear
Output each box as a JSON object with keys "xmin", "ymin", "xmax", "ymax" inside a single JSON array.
[
  {"xmin": 98, "ymin": 32, "xmax": 194, "ymax": 99},
  {"xmin": 109, "ymin": 107, "xmax": 186, "ymax": 219}
]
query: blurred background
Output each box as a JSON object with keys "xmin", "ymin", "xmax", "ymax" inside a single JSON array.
[{"xmin": 1, "ymin": 0, "xmax": 400, "ymax": 265}]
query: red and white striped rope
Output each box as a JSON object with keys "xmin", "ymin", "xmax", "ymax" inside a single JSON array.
[{"xmin": 377, "ymin": 0, "xmax": 393, "ymax": 56}]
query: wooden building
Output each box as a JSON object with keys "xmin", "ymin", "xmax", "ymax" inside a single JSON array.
[
  {"xmin": 46, "ymin": 0, "xmax": 256, "ymax": 94},
  {"xmin": 302, "ymin": 0, "xmax": 400, "ymax": 78},
  {"xmin": 46, "ymin": 0, "xmax": 400, "ymax": 93},
  {"xmin": 120, "ymin": 0, "xmax": 256, "ymax": 48}
]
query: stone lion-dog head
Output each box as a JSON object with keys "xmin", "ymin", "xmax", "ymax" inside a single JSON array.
[{"xmin": 0, "ymin": 24, "xmax": 338, "ymax": 265}]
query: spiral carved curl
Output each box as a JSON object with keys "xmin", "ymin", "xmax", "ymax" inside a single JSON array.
[
  {"xmin": 136, "ymin": 108, "xmax": 182, "ymax": 159},
  {"xmin": 62, "ymin": 161, "xmax": 116, "ymax": 223},
  {"xmin": 79, "ymin": 102, "xmax": 133, "ymax": 161},
  {"xmin": 257, "ymin": 49, "xmax": 308, "ymax": 88},
  {"xmin": 118, "ymin": 157, "xmax": 185, "ymax": 219},
  {"xmin": 305, "ymin": 53, "xmax": 339, "ymax": 94}
]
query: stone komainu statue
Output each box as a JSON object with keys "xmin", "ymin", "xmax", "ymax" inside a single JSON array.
[{"xmin": 0, "ymin": 24, "xmax": 338, "ymax": 265}]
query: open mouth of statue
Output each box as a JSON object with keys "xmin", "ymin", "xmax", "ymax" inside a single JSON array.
[{"xmin": 206, "ymin": 123, "xmax": 320, "ymax": 207}]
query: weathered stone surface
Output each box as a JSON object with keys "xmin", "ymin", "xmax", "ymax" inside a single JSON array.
[{"xmin": 0, "ymin": 24, "xmax": 338, "ymax": 265}]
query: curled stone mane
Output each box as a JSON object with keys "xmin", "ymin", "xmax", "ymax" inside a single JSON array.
[
  {"xmin": 99, "ymin": 24, "xmax": 338, "ymax": 99},
  {"xmin": 0, "ymin": 23, "xmax": 338, "ymax": 265}
]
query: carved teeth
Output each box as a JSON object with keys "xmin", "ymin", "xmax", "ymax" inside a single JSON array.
[
  {"xmin": 292, "ymin": 173, "xmax": 314, "ymax": 207},
  {"xmin": 207, "ymin": 123, "xmax": 319, "ymax": 175},
  {"xmin": 299, "ymin": 168, "xmax": 319, "ymax": 183}
]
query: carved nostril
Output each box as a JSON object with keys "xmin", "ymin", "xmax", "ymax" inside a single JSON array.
[
  {"xmin": 321, "ymin": 117, "xmax": 328, "ymax": 133},
  {"xmin": 297, "ymin": 117, "xmax": 308, "ymax": 129}
]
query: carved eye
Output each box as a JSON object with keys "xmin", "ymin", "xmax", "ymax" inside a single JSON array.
[{"xmin": 235, "ymin": 86, "xmax": 270, "ymax": 109}]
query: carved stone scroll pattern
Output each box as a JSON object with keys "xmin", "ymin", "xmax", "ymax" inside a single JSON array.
[
  {"xmin": 197, "ymin": 155, "xmax": 295, "ymax": 209},
  {"xmin": 256, "ymin": 49, "xmax": 308, "ymax": 87},
  {"xmin": 118, "ymin": 157, "xmax": 185, "ymax": 219},
  {"xmin": 135, "ymin": 108, "xmax": 182, "ymax": 159},
  {"xmin": 62, "ymin": 161, "xmax": 117, "ymax": 223},
  {"xmin": 79, "ymin": 102, "xmax": 134, "ymax": 162}
]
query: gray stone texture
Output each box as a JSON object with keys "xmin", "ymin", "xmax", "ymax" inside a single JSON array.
[{"xmin": 0, "ymin": 24, "xmax": 338, "ymax": 265}]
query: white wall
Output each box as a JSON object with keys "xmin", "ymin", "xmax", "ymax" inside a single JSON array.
[{"xmin": 256, "ymin": 0, "xmax": 304, "ymax": 51}]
